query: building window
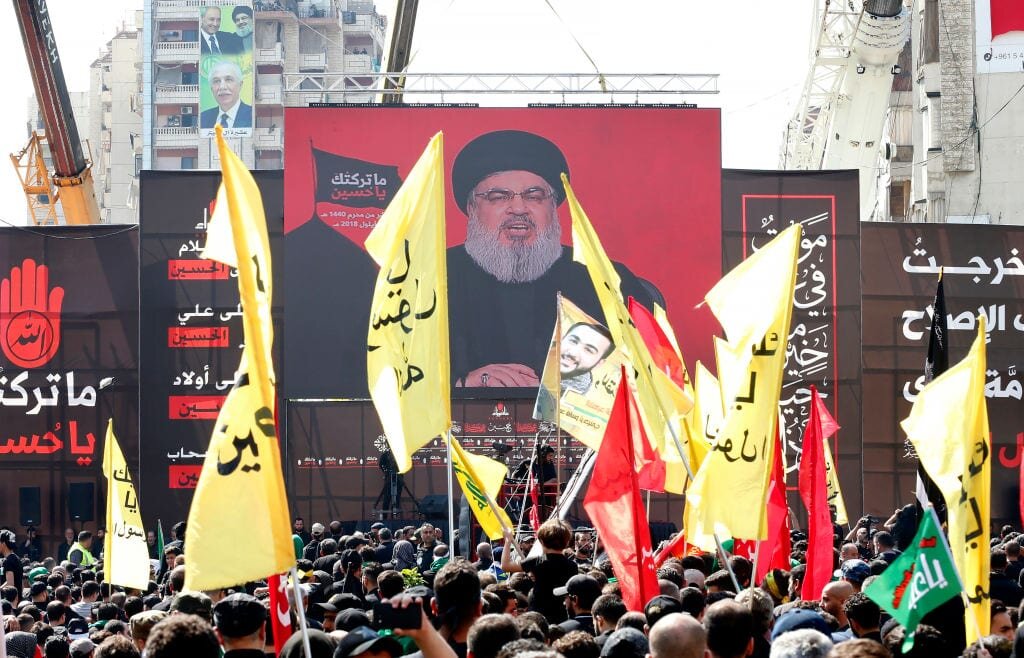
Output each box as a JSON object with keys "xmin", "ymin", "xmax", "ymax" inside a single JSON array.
[
  {"xmin": 182, "ymin": 71, "xmax": 198, "ymax": 85},
  {"xmin": 181, "ymin": 157, "xmax": 197, "ymax": 169}
]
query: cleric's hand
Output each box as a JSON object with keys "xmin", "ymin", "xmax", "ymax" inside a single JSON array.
[{"xmin": 458, "ymin": 363, "xmax": 540, "ymax": 387}]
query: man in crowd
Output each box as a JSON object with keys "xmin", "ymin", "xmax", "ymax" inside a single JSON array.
[
  {"xmin": 0, "ymin": 530, "xmax": 21, "ymax": 597},
  {"xmin": 212, "ymin": 593, "xmax": 266, "ymax": 657},
  {"xmin": 554, "ymin": 575, "xmax": 601, "ymax": 635},
  {"xmin": 68, "ymin": 531, "xmax": 96, "ymax": 568}
]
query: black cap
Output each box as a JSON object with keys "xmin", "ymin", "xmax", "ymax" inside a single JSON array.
[
  {"xmin": 552, "ymin": 575, "xmax": 602, "ymax": 606},
  {"xmin": 644, "ymin": 595, "xmax": 683, "ymax": 627},
  {"xmin": 335, "ymin": 608, "xmax": 371, "ymax": 631},
  {"xmin": 600, "ymin": 628, "xmax": 649, "ymax": 658},
  {"xmin": 335, "ymin": 626, "xmax": 401, "ymax": 658},
  {"xmin": 451, "ymin": 130, "xmax": 569, "ymax": 213},
  {"xmin": 327, "ymin": 593, "xmax": 365, "ymax": 611},
  {"xmin": 370, "ymin": 523, "xmax": 385, "ymax": 530},
  {"xmin": 213, "ymin": 593, "xmax": 267, "ymax": 637}
]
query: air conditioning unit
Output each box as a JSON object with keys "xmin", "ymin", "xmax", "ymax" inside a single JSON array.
[{"xmin": 181, "ymin": 106, "xmax": 194, "ymax": 115}]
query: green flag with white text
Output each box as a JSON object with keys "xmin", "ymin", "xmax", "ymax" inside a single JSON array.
[{"xmin": 864, "ymin": 507, "xmax": 961, "ymax": 650}]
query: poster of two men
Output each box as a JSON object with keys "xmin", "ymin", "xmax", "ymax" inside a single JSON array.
[{"xmin": 199, "ymin": 3, "xmax": 254, "ymax": 135}]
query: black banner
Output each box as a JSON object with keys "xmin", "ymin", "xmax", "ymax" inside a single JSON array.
[
  {"xmin": 721, "ymin": 170, "xmax": 862, "ymax": 520},
  {"xmin": 139, "ymin": 171, "xmax": 282, "ymax": 530},
  {"xmin": 0, "ymin": 225, "xmax": 138, "ymax": 546},
  {"xmin": 862, "ymin": 223, "xmax": 1024, "ymax": 522}
]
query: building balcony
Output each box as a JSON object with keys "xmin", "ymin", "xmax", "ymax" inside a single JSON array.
[
  {"xmin": 155, "ymin": 0, "xmax": 206, "ymax": 20},
  {"xmin": 154, "ymin": 127, "xmax": 198, "ymax": 148},
  {"xmin": 342, "ymin": 13, "xmax": 386, "ymax": 44},
  {"xmin": 256, "ymin": 85, "xmax": 282, "ymax": 104},
  {"xmin": 344, "ymin": 53, "xmax": 378, "ymax": 73},
  {"xmin": 155, "ymin": 84, "xmax": 199, "ymax": 104},
  {"xmin": 299, "ymin": 52, "xmax": 327, "ymax": 71},
  {"xmin": 155, "ymin": 40, "xmax": 199, "ymax": 63},
  {"xmin": 255, "ymin": 42, "xmax": 284, "ymax": 66},
  {"xmin": 253, "ymin": 127, "xmax": 282, "ymax": 150}
]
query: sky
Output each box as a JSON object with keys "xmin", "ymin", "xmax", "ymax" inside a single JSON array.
[{"xmin": 0, "ymin": 0, "xmax": 813, "ymax": 226}]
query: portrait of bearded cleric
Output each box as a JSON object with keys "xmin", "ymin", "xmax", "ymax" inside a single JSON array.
[{"xmin": 446, "ymin": 129, "xmax": 662, "ymax": 389}]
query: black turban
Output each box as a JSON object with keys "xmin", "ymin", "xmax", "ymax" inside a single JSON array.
[{"xmin": 451, "ymin": 129, "xmax": 570, "ymax": 214}]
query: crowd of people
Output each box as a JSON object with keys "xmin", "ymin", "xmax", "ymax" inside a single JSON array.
[{"xmin": 4, "ymin": 510, "xmax": 1024, "ymax": 658}]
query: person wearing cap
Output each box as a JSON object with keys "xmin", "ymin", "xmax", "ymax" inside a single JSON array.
[
  {"xmin": 129, "ymin": 610, "xmax": 167, "ymax": 652},
  {"xmin": 555, "ymin": 575, "xmax": 602, "ymax": 635},
  {"xmin": 838, "ymin": 559, "xmax": 871, "ymax": 592},
  {"xmin": 336, "ymin": 626, "xmax": 403, "ymax": 658},
  {"xmin": 213, "ymin": 593, "xmax": 267, "ymax": 658},
  {"xmin": 304, "ymin": 523, "xmax": 326, "ymax": 562},
  {"xmin": 447, "ymin": 129, "xmax": 658, "ymax": 389},
  {"xmin": 0, "ymin": 529, "xmax": 23, "ymax": 599},
  {"xmin": 643, "ymin": 595, "xmax": 683, "ymax": 631}
]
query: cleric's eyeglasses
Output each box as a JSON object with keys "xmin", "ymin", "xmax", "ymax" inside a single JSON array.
[{"xmin": 473, "ymin": 187, "xmax": 553, "ymax": 205}]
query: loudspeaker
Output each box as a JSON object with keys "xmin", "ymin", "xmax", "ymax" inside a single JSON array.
[
  {"xmin": 68, "ymin": 482, "xmax": 95, "ymax": 522},
  {"xmin": 19, "ymin": 487, "xmax": 41, "ymax": 526},
  {"xmin": 419, "ymin": 494, "xmax": 448, "ymax": 520}
]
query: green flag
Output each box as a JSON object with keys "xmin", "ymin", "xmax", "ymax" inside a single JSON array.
[
  {"xmin": 156, "ymin": 519, "xmax": 165, "ymax": 561},
  {"xmin": 864, "ymin": 507, "xmax": 961, "ymax": 650}
]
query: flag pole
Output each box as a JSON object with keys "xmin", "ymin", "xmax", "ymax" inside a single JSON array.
[
  {"xmin": 555, "ymin": 291, "xmax": 563, "ymax": 522},
  {"xmin": 446, "ymin": 430, "xmax": 455, "ymax": 547},
  {"xmin": 712, "ymin": 533, "xmax": 743, "ymax": 593},
  {"xmin": 927, "ymin": 505, "xmax": 985, "ymax": 643},
  {"xmin": 289, "ymin": 567, "xmax": 313, "ymax": 658}
]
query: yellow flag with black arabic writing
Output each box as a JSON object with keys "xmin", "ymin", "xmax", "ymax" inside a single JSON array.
[
  {"xmin": 366, "ymin": 132, "xmax": 450, "ymax": 473},
  {"xmin": 449, "ymin": 436, "xmax": 514, "ymax": 540},
  {"xmin": 684, "ymin": 224, "xmax": 801, "ymax": 548},
  {"xmin": 186, "ymin": 126, "xmax": 293, "ymax": 591},
  {"xmin": 902, "ymin": 317, "xmax": 990, "ymax": 643},
  {"xmin": 565, "ymin": 175, "xmax": 692, "ymax": 466},
  {"xmin": 102, "ymin": 419, "xmax": 150, "ymax": 591}
]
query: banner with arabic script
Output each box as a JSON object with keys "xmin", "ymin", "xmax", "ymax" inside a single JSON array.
[
  {"xmin": 0, "ymin": 225, "xmax": 138, "ymax": 546},
  {"xmin": 721, "ymin": 170, "xmax": 862, "ymax": 520},
  {"xmin": 139, "ymin": 171, "xmax": 282, "ymax": 532},
  {"xmin": 862, "ymin": 222, "xmax": 1024, "ymax": 523}
]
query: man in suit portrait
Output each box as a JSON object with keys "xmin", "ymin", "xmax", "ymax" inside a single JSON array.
[
  {"xmin": 200, "ymin": 59, "xmax": 252, "ymax": 129},
  {"xmin": 200, "ymin": 5, "xmax": 243, "ymax": 55}
]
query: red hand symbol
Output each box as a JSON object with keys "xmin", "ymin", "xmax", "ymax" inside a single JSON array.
[{"xmin": 0, "ymin": 259, "xmax": 64, "ymax": 368}]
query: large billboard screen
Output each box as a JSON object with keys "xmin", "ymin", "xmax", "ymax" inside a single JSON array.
[
  {"xmin": 721, "ymin": 170, "xmax": 862, "ymax": 518},
  {"xmin": 283, "ymin": 106, "xmax": 722, "ymax": 399},
  {"xmin": 862, "ymin": 223, "xmax": 1024, "ymax": 521},
  {"xmin": 139, "ymin": 171, "xmax": 282, "ymax": 530},
  {"xmin": 0, "ymin": 226, "xmax": 138, "ymax": 544},
  {"xmin": 198, "ymin": 3, "xmax": 254, "ymax": 136}
]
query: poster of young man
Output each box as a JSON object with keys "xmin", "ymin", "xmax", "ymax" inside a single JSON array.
[
  {"xmin": 198, "ymin": 3, "xmax": 253, "ymax": 136},
  {"xmin": 533, "ymin": 296, "xmax": 627, "ymax": 451}
]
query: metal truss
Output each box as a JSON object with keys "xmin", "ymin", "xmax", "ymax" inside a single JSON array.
[
  {"xmin": 781, "ymin": 0, "xmax": 866, "ymax": 169},
  {"xmin": 282, "ymin": 72, "xmax": 719, "ymax": 101}
]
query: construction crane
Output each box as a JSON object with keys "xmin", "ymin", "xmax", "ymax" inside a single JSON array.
[
  {"xmin": 10, "ymin": 0, "xmax": 101, "ymax": 225},
  {"xmin": 382, "ymin": 0, "xmax": 419, "ymax": 104},
  {"xmin": 782, "ymin": 0, "xmax": 910, "ymax": 221}
]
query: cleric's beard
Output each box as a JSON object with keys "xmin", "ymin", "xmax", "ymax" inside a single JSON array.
[{"xmin": 464, "ymin": 211, "xmax": 562, "ymax": 283}]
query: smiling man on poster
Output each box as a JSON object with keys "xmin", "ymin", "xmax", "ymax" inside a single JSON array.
[{"xmin": 448, "ymin": 129, "xmax": 658, "ymax": 388}]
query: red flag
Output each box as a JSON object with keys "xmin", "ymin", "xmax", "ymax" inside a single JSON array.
[
  {"xmin": 627, "ymin": 296, "xmax": 687, "ymax": 389},
  {"xmin": 584, "ymin": 367, "xmax": 660, "ymax": 611},
  {"xmin": 268, "ymin": 573, "xmax": 293, "ymax": 655},
  {"xmin": 991, "ymin": 0, "xmax": 1024, "ymax": 38},
  {"xmin": 755, "ymin": 425, "xmax": 791, "ymax": 582},
  {"xmin": 626, "ymin": 382, "xmax": 667, "ymax": 492},
  {"xmin": 799, "ymin": 385, "xmax": 833, "ymax": 602}
]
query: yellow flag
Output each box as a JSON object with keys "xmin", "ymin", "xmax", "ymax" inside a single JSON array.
[
  {"xmin": 366, "ymin": 132, "xmax": 450, "ymax": 473},
  {"xmin": 102, "ymin": 420, "xmax": 150, "ymax": 590},
  {"xmin": 186, "ymin": 126, "xmax": 293, "ymax": 591},
  {"xmin": 449, "ymin": 436, "xmax": 515, "ymax": 540},
  {"xmin": 565, "ymin": 175, "xmax": 692, "ymax": 465},
  {"xmin": 902, "ymin": 318, "xmax": 990, "ymax": 642},
  {"xmin": 684, "ymin": 224, "xmax": 801, "ymax": 548},
  {"xmin": 822, "ymin": 438, "xmax": 848, "ymax": 526}
]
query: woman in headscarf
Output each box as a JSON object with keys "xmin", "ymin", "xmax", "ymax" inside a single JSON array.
[{"xmin": 391, "ymin": 539, "xmax": 417, "ymax": 571}]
